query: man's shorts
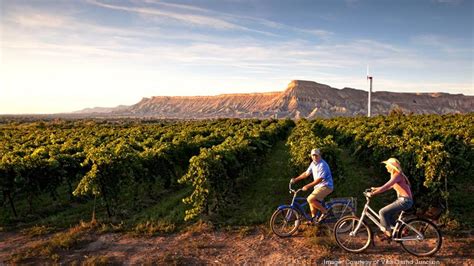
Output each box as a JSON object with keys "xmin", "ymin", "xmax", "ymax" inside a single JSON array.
[{"xmin": 307, "ymin": 186, "xmax": 333, "ymax": 202}]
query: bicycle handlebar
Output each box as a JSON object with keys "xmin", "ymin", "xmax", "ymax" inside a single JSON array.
[
  {"xmin": 363, "ymin": 188, "xmax": 374, "ymax": 197},
  {"xmin": 288, "ymin": 181, "xmax": 302, "ymax": 194}
]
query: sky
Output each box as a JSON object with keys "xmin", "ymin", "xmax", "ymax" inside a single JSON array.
[{"xmin": 1, "ymin": 0, "xmax": 473, "ymax": 114}]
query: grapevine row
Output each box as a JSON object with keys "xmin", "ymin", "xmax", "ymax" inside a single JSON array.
[
  {"xmin": 313, "ymin": 113, "xmax": 473, "ymax": 214},
  {"xmin": 178, "ymin": 119, "xmax": 294, "ymax": 221},
  {"xmin": 0, "ymin": 119, "xmax": 265, "ymax": 219}
]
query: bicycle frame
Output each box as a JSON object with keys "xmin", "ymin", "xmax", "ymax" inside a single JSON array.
[
  {"xmin": 275, "ymin": 183, "xmax": 313, "ymax": 220},
  {"xmin": 350, "ymin": 192, "xmax": 425, "ymax": 242},
  {"xmin": 279, "ymin": 183, "xmax": 354, "ymax": 223}
]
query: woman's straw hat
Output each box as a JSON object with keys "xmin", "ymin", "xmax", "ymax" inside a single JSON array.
[{"xmin": 382, "ymin": 158, "xmax": 402, "ymax": 173}]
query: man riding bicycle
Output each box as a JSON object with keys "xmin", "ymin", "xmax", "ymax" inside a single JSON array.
[{"xmin": 291, "ymin": 148, "xmax": 334, "ymax": 223}]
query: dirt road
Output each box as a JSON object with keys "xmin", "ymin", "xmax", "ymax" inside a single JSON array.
[{"xmin": 1, "ymin": 224, "xmax": 472, "ymax": 265}]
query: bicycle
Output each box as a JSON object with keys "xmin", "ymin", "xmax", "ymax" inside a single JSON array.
[
  {"xmin": 333, "ymin": 188, "xmax": 442, "ymax": 257},
  {"xmin": 270, "ymin": 181, "xmax": 356, "ymax": 237}
]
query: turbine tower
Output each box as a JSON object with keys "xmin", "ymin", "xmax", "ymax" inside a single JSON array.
[{"xmin": 367, "ymin": 65, "xmax": 373, "ymax": 117}]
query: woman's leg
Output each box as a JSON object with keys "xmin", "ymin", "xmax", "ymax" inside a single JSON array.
[{"xmin": 379, "ymin": 198, "xmax": 411, "ymax": 235}]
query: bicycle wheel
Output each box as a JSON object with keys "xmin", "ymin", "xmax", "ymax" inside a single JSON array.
[
  {"xmin": 398, "ymin": 218, "xmax": 442, "ymax": 257},
  {"xmin": 334, "ymin": 216, "xmax": 372, "ymax": 253},
  {"xmin": 328, "ymin": 203, "xmax": 355, "ymax": 232},
  {"xmin": 270, "ymin": 207, "xmax": 301, "ymax": 237},
  {"xmin": 330, "ymin": 203, "xmax": 355, "ymax": 220}
]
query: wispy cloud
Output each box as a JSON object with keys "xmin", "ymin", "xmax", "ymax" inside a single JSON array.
[
  {"xmin": 411, "ymin": 34, "xmax": 473, "ymax": 55},
  {"xmin": 137, "ymin": 0, "xmax": 213, "ymax": 13},
  {"xmin": 3, "ymin": 5, "xmax": 462, "ymax": 77},
  {"xmin": 1, "ymin": 0, "xmax": 472, "ymax": 114},
  {"xmin": 87, "ymin": 0, "xmax": 237, "ymax": 29},
  {"xmin": 86, "ymin": 0, "xmax": 278, "ymax": 37},
  {"xmin": 433, "ymin": 0, "xmax": 463, "ymax": 5}
]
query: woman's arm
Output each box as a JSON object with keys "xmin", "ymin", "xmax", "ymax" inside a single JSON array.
[{"xmin": 371, "ymin": 174, "xmax": 399, "ymax": 196}]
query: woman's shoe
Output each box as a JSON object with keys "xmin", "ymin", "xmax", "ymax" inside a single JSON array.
[{"xmin": 377, "ymin": 232, "xmax": 391, "ymax": 242}]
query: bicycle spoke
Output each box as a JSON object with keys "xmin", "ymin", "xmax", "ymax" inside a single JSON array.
[
  {"xmin": 334, "ymin": 217, "xmax": 371, "ymax": 253},
  {"xmin": 400, "ymin": 219, "xmax": 441, "ymax": 256},
  {"xmin": 270, "ymin": 207, "xmax": 300, "ymax": 237}
]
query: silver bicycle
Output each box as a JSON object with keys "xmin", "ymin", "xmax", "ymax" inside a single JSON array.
[{"xmin": 334, "ymin": 189, "xmax": 442, "ymax": 257}]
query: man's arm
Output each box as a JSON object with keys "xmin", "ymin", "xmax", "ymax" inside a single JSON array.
[
  {"xmin": 292, "ymin": 171, "xmax": 310, "ymax": 183},
  {"xmin": 303, "ymin": 177, "xmax": 322, "ymax": 191}
]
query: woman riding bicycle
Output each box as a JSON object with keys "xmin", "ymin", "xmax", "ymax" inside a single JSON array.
[{"xmin": 367, "ymin": 158, "xmax": 413, "ymax": 240}]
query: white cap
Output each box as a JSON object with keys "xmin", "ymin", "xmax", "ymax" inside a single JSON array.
[{"xmin": 310, "ymin": 149, "xmax": 321, "ymax": 156}]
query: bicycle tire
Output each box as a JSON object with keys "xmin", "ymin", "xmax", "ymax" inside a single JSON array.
[
  {"xmin": 398, "ymin": 218, "xmax": 442, "ymax": 257},
  {"xmin": 270, "ymin": 207, "xmax": 301, "ymax": 237},
  {"xmin": 334, "ymin": 216, "xmax": 372, "ymax": 253},
  {"xmin": 328, "ymin": 202, "xmax": 355, "ymax": 221}
]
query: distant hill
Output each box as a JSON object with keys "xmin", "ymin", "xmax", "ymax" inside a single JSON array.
[
  {"xmin": 76, "ymin": 80, "xmax": 473, "ymax": 119},
  {"xmin": 73, "ymin": 105, "xmax": 130, "ymax": 114}
]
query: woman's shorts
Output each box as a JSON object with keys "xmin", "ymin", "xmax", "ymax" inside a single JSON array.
[{"xmin": 307, "ymin": 186, "xmax": 333, "ymax": 202}]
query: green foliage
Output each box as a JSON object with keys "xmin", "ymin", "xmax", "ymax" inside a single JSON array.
[
  {"xmin": 178, "ymin": 119, "xmax": 294, "ymax": 221},
  {"xmin": 314, "ymin": 113, "xmax": 473, "ymax": 225},
  {"xmin": 1, "ymin": 114, "xmax": 470, "ymax": 230},
  {"xmin": 1, "ymin": 119, "xmax": 288, "ymax": 224},
  {"xmin": 286, "ymin": 119, "xmax": 344, "ymax": 182}
]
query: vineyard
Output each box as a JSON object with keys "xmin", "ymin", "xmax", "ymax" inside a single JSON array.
[
  {"xmin": 0, "ymin": 114, "xmax": 472, "ymax": 263},
  {"xmin": 0, "ymin": 119, "xmax": 295, "ymax": 229}
]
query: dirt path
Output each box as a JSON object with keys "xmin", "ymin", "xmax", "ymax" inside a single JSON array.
[{"xmin": 1, "ymin": 225, "xmax": 472, "ymax": 265}]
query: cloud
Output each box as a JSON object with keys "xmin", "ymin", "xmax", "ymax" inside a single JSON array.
[
  {"xmin": 410, "ymin": 34, "xmax": 473, "ymax": 55},
  {"xmin": 2, "ymin": 0, "xmax": 472, "ymax": 114},
  {"xmin": 433, "ymin": 0, "xmax": 463, "ymax": 4},
  {"xmin": 86, "ymin": 0, "xmax": 277, "ymax": 37},
  {"xmin": 138, "ymin": 0, "xmax": 214, "ymax": 13},
  {"xmin": 7, "ymin": 13, "xmax": 67, "ymax": 28}
]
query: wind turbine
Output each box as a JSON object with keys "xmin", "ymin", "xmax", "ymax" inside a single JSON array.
[{"xmin": 367, "ymin": 65, "xmax": 373, "ymax": 117}]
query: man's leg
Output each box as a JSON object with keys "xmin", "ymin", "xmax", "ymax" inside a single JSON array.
[
  {"xmin": 307, "ymin": 186, "xmax": 333, "ymax": 218},
  {"xmin": 310, "ymin": 198, "xmax": 327, "ymax": 216}
]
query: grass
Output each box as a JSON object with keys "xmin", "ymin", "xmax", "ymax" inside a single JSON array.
[
  {"xmin": 448, "ymin": 173, "xmax": 474, "ymax": 229},
  {"xmin": 301, "ymin": 225, "xmax": 337, "ymax": 258},
  {"xmin": 0, "ymin": 184, "xmax": 99, "ymax": 230},
  {"xmin": 81, "ymin": 255, "xmax": 113, "ymax": 266},
  {"xmin": 10, "ymin": 220, "xmax": 97, "ymax": 263},
  {"xmin": 20, "ymin": 225, "xmax": 53, "ymax": 237},
  {"xmin": 220, "ymin": 139, "xmax": 394, "ymax": 227},
  {"xmin": 219, "ymin": 140, "xmax": 297, "ymax": 225},
  {"xmin": 333, "ymin": 148, "xmax": 394, "ymax": 215},
  {"xmin": 1, "ymin": 181, "xmax": 192, "ymax": 236}
]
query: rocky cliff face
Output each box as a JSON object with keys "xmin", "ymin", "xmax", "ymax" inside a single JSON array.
[{"xmin": 79, "ymin": 80, "xmax": 473, "ymax": 119}]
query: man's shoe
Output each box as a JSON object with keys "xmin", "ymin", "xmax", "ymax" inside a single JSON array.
[{"xmin": 317, "ymin": 212, "xmax": 329, "ymax": 223}]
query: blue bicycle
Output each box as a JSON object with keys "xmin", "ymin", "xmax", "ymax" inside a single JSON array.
[{"xmin": 270, "ymin": 181, "xmax": 356, "ymax": 237}]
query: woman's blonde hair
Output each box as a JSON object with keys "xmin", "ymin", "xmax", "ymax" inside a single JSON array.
[{"xmin": 382, "ymin": 158, "xmax": 402, "ymax": 173}]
